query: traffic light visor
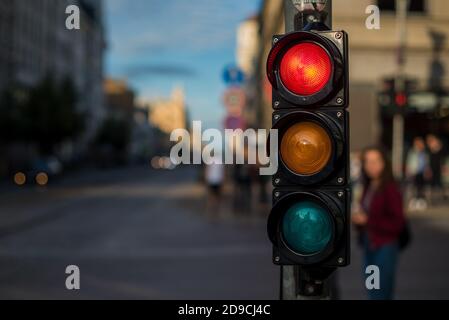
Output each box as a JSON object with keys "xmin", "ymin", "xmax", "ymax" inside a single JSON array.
[
  {"xmin": 282, "ymin": 201, "xmax": 333, "ymax": 255},
  {"xmin": 279, "ymin": 43, "xmax": 332, "ymax": 96},
  {"xmin": 280, "ymin": 121, "xmax": 332, "ymax": 176}
]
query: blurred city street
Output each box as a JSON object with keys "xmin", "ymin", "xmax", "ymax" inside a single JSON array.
[
  {"xmin": 0, "ymin": 165, "xmax": 448, "ymax": 300},
  {"xmin": 1, "ymin": 0, "xmax": 449, "ymax": 302},
  {"xmin": 0, "ymin": 166, "xmax": 278, "ymax": 299}
]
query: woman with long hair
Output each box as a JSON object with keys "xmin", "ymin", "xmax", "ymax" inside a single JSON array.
[{"xmin": 352, "ymin": 146, "xmax": 406, "ymax": 300}]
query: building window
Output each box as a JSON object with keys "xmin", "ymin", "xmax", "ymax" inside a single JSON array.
[{"xmin": 377, "ymin": 0, "xmax": 426, "ymax": 13}]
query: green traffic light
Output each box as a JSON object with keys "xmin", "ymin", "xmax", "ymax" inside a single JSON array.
[{"xmin": 282, "ymin": 201, "xmax": 333, "ymax": 255}]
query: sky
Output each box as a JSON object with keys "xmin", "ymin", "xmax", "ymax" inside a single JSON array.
[{"xmin": 105, "ymin": 0, "xmax": 261, "ymax": 129}]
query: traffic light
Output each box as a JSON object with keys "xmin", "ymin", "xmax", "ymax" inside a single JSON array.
[
  {"xmin": 266, "ymin": 30, "xmax": 350, "ymax": 269},
  {"xmin": 378, "ymin": 77, "xmax": 418, "ymax": 113}
]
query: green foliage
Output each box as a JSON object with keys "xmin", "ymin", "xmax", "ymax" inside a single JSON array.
[
  {"xmin": 0, "ymin": 76, "xmax": 84, "ymax": 154},
  {"xmin": 0, "ymin": 88, "xmax": 22, "ymax": 142},
  {"xmin": 95, "ymin": 117, "xmax": 131, "ymax": 152}
]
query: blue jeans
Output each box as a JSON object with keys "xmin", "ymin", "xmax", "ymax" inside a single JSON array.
[{"xmin": 363, "ymin": 237, "xmax": 399, "ymax": 300}]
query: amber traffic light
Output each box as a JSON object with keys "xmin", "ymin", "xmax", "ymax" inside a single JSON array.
[{"xmin": 280, "ymin": 121, "xmax": 332, "ymax": 176}]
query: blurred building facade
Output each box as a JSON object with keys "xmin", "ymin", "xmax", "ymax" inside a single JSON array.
[
  {"xmin": 104, "ymin": 78, "xmax": 135, "ymax": 121},
  {"xmin": 236, "ymin": 15, "xmax": 260, "ymax": 77},
  {"xmin": 147, "ymin": 87, "xmax": 187, "ymax": 134},
  {"xmin": 103, "ymin": 78, "xmax": 156, "ymax": 164},
  {"xmin": 131, "ymin": 106, "xmax": 155, "ymax": 163},
  {"xmin": 252, "ymin": 0, "xmax": 449, "ymax": 151},
  {"xmin": 236, "ymin": 16, "xmax": 261, "ymax": 128},
  {"xmin": 0, "ymin": 0, "xmax": 106, "ymax": 154}
]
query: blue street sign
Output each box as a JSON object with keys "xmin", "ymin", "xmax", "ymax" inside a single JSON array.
[{"xmin": 222, "ymin": 65, "xmax": 245, "ymax": 85}]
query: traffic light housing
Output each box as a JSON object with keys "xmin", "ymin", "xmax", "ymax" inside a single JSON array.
[
  {"xmin": 378, "ymin": 77, "xmax": 418, "ymax": 115},
  {"xmin": 266, "ymin": 30, "xmax": 350, "ymax": 269},
  {"xmin": 268, "ymin": 189, "xmax": 350, "ymax": 266},
  {"xmin": 272, "ymin": 108, "xmax": 348, "ymax": 187},
  {"xmin": 267, "ymin": 30, "xmax": 348, "ymax": 108}
]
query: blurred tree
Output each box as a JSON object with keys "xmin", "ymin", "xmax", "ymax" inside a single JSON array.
[
  {"xmin": 95, "ymin": 116, "xmax": 131, "ymax": 165},
  {"xmin": 0, "ymin": 88, "xmax": 21, "ymax": 143},
  {"xmin": 21, "ymin": 76, "xmax": 84, "ymax": 155},
  {"xmin": 0, "ymin": 85, "xmax": 36, "ymax": 143},
  {"xmin": 0, "ymin": 76, "xmax": 84, "ymax": 177}
]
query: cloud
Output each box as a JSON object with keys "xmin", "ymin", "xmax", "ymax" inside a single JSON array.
[{"xmin": 124, "ymin": 64, "xmax": 197, "ymax": 78}]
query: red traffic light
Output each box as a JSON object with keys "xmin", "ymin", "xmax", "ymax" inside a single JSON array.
[
  {"xmin": 279, "ymin": 43, "xmax": 332, "ymax": 96},
  {"xmin": 267, "ymin": 31, "xmax": 347, "ymax": 107},
  {"xmin": 395, "ymin": 92, "xmax": 407, "ymax": 107}
]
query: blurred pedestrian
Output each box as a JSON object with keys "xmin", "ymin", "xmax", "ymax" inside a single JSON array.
[
  {"xmin": 426, "ymin": 134, "xmax": 446, "ymax": 203},
  {"xmin": 352, "ymin": 147, "xmax": 406, "ymax": 300},
  {"xmin": 406, "ymin": 137, "xmax": 430, "ymax": 210},
  {"xmin": 232, "ymin": 163, "xmax": 253, "ymax": 214},
  {"xmin": 205, "ymin": 156, "xmax": 224, "ymax": 214},
  {"xmin": 255, "ymin": 157, "xmax": 269, "ymax": 206},
  {"xmin": 232, "ymin": 146, "xmax": 254, "ymax": 215}
]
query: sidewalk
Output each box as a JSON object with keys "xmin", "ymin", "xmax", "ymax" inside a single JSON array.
[{"xmin": 408, "ymin": 205, "xmax": 449, "ymax": 219}]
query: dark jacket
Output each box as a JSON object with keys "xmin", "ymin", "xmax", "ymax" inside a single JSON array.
[{"xmin": 361, "ymin": 182, "xmax": 405, "ymax": 249}]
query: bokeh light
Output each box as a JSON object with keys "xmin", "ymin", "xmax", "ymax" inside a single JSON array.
[
  {"xmin": 14, "ymin": 172, "xmax": 26, "ymax": 186},
  {"xmin": 35, "ymin": 172, "xmax": 49, "ymax": 186}
]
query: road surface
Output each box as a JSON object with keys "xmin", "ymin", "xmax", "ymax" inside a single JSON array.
[{"xmin": 0, "ymin": 166, "xmax": 448, "ymax": 299}]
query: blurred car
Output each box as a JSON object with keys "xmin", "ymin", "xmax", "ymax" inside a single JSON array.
[{"xmin": 28, "ymin": 156, "xmax": 63, "ymax": 181}]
